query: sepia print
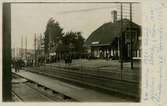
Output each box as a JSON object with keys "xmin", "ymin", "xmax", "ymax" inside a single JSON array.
[{"xmin": 3, "ymin": 2, "xmax": 142, "ymax": 102}]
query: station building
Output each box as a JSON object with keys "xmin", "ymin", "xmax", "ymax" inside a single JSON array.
[{"xmin": 84, "ymin": 11, "xmax": 141, "ymax": 61}]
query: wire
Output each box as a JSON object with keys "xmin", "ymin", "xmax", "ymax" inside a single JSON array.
[
  {"xmin": 56, "ymin": 3, "xmax": 140, "ymax": 14},
  {"xmin": 58, "ymin": 6, "xmax": 114, "ymax": 14}
]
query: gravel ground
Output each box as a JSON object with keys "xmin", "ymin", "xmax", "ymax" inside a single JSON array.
[{"xmin": 12, "ymin": 74, "xmax": 75, "ymax": 102}]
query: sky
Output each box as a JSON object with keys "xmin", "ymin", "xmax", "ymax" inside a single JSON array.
[{"xmin": 11, "ymin": 3, "xmax": 141, "ymax": 49}]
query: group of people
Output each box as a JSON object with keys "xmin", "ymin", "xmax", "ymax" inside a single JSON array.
[
  {"xmin": 64, "ymin": 53, "xmax": 72, "ymax": 64},
  {"xmin": 12, "ymin": 59, "xmax": 24, "ymax": 72}
]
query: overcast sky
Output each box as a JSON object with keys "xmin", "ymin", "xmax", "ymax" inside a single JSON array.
[{"xmin": 11, "ymin": 3, "xmax": 141, "ymax": 49}]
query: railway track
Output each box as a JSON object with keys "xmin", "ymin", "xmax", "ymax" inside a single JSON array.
[
  {"xmin": 43, "ymin": 64, "xmax": 139, "ymax": 82},
  {"xmin": 12, "ymin": 90, "xmax": 23, "ymax": 101},
  {"xmin": 24, "ymin": 65, "xmax": 140, "ymax": 101},
  {"xmin": 12, "ymin": 73, "xmax": 76, "ymax": 102}
]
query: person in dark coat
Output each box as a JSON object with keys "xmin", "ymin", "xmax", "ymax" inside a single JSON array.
[
  {"xmin": 13, "ymin": 59, "xmax": 17, "ymax": 72},
  {"xmin": 15, "ymin": 59, "xmax": 19, "ymax": 72},
  {"xmin": 64, "ymin": 53, "xmax": 68, "ymax": 64}
]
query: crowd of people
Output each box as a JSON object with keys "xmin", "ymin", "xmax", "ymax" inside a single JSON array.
[
  {"xmin": 12, "ymin": 59, "xmax": 24, "ymax": 72},
  {"xmin": 11, "ymin": 53, "xmax": 74, "ymax": 72},
  {"xmin": 12, "ymin": 52, "xmax": 119, "ymax": 73}
]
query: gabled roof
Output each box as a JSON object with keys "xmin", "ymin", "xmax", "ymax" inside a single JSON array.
[{"xmin": 84, "ymin": 19, "xmax": 140, "ymax": 47}]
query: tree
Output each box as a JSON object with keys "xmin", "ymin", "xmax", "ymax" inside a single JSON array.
[
  {"xmin": 62, "ymin": 31, "xmax": 85, "ymax": 58},
  {"xmin": 44, "ymin": 18, "xmax": 64, "ymax": 56},
  {"xmin": 74, "ymin": 32, "xmax": 85, "ymax": 52}
]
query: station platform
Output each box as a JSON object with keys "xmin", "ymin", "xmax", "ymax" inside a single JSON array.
[{"xmin": 12, "ymin": 70, "xmax": 131, "ymax": 102}]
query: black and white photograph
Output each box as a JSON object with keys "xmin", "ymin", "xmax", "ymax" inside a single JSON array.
[{"xmin": 3, "ymin": 1, "xmax": 142, "ymax": 102}]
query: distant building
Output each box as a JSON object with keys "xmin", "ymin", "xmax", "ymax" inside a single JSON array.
[{"xmin": 84, "ymin": 11, "xmax": 141, "ymax": 61}]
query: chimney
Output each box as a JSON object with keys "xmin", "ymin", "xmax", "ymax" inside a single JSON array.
[{"xmin": 111, "ymin": 10, "xmax": 117, "ymax": 23}]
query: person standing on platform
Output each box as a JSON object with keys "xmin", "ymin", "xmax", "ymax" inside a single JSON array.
[
  {"xmin": 15, "ymin": 59, "xmax": 19, "ymax": 72},
  {"xmin": 13, "ymin": 59, "xmax": 17, "ymax": 72}
]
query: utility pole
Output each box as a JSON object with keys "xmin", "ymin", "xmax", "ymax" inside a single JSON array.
[
  {"xmin": 39, "ymin": 33, "xmax": 42, "ymax": 57},
  {"xmin": 21, "ymin": 35, "xmax": 23, "ymax": 58},
  {"xmin": 25, "ymin": 35, "xmax": 27, "ymax": 62},
  {"xmin": 120, "ymin": 3, "xmax": 124, "ymax": 80},
  {"xmin": 130, "ymin": 3, "xmax": 133, "ymax": 69},
  {"xmin": 25, "ymin": 36, "xmax": 28, "ymax": 66},
  {"xmin": 13, "ymin": 43, "xmax": 16, "ymax": 59},
  {"xmin": 120, "ymin": 3, "xmax": 123, "ymax": 70},
  {"xmin": 34, "ymin": 33, "xmax": 37, "ymax": 66}
]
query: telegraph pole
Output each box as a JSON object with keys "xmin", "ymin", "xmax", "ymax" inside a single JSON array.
[
  {"xmin": 130, "ymin": 3, "xmax": 133, "ymax": 69},
  {"xmin": 120, "ymin": 3, "xmax": 124, "ymax": 80},
  {"xmin": 14, "ymin": 44, "xmax": 16, "ymax": 58},
  {"xmin": 39, "ymin": 33, "xmax": 42, "ymax": 57},
  {"xmin": 120, "ymin": 3, "xmax": 123, "ymax": 70},
  {"xmin": 21, "ymin": 35, "xmax": 23, "ymax": 58},
  {"xmin": 34, "ymin": 33, "xmax": 37, "ymax": 66},
  {"xmin": 25, "ymin": 36, "xmax": 27, "ymax": 59}
]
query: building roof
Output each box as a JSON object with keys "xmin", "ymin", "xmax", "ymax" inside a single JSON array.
[{"xmin": 85, "ymin": 19, "xmax": 140, "ymax": 47}]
